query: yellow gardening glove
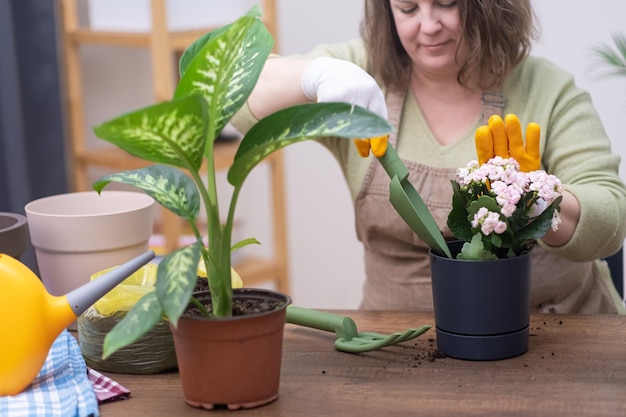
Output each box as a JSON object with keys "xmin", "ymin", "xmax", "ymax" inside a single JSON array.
[
  {"xmin": 353, "ymin": 135, "xmax": 389, "ymax": 158},
  {"xmin": 475, "ymin": 114, "xmax": 541, "ymax": 172}
]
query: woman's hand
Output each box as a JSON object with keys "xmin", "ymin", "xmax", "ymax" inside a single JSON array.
[
  {"xmin": 301, "ymin": 57, "xmax": 388, "ymax": 119},
  {"xmin": 248, "ymin": 57, "xmax": 388, "ymax": 121}
]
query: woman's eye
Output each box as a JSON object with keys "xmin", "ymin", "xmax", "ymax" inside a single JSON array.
[
  {"xmin": 436, "ymin": 0, "xmax": 458, "ymax": 9},
  {"xmin": 400, "ymin": 6, "xmax": 418, "ymax": 14}
]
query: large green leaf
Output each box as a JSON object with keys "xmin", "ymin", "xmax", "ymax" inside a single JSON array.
[
  {"xmin": 93, "ymin": 165, "xmax": 200, "ymax": 221},
  {"xmin": 178, "ymin": 6, "xmax": 262, "ymax": 78},
  {"xmin": 93, "ymin": 95, "xmax": 207, "ymax": 170},
  {"xmin": 175, "ymin": 9, "xmax": 273, "ymax": 142},
  {"xmin": 228, "ymin": 102, "xmax": 394, "ymax": 187},
  {"xmin": 102, "ymin": 291, "xmax": 163, "ymax": 358},
  {"xmin": 156, "ymin": 243, "xmax": 202, "ymax": 327}
]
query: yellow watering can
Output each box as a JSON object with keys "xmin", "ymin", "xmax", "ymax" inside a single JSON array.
[{"xmin": 0, "ymin": 250, "xmax": 155, "ymax": 396}]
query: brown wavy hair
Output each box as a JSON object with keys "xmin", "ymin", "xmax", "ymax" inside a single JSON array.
[{"xmin": 360, "ymin": 0, "xmax": 539, "ymax": 92}]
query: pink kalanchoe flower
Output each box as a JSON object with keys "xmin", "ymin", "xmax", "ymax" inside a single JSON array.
[
  {"xmin": 472, "ymin": 207, "xmax": 508, "ymax": 235},
  {"xmin": 449, "ymin": 155, "xmax": 564, "ymax": 259},
  {"xmin": 490, "ymin": 177, "xmax": 526, "ymax": 218}
]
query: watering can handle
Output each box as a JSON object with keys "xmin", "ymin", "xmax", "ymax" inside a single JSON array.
[{"xmin": 65, "ymin": 250, "xmax": 155, "ymax": 317}]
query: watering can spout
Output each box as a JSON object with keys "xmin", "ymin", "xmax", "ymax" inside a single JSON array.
[
  {"xmin": 65, "ymin": 250, "xmax": 155, "ymax": 318},
  {"xmin": 0, "ymin": 250, "xmax": 155, "ymax": 396}
]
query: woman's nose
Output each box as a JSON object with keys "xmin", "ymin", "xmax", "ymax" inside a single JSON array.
[{"xmin": 419, "ymin": 9, "xmax": 442, "ymax": 34}]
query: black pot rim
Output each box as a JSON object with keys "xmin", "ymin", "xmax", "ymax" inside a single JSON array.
[
  {"xmin": 0, "ymin": 212, "xmax": 28, "ymax": 231},
  {"xmin": 429, "ymin": 240, "xmax": 532, "ymax": 263}
]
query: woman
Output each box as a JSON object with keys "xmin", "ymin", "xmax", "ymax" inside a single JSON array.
[{"xmin": 232, "ymin": 0, "xmax": 626, "ymax": 314}]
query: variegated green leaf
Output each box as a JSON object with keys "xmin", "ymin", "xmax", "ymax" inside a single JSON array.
[
  {"xmin": 178, "ymin": 6, "xmax": 262, "ymax": 78},
  {"xmin": 93, "ymin": 95, "xmax": 208, "ymax": 170},
  {"xmin": 102, "ymin": 291, "xmax": 163, "ymax": 358},
  {"xmin": 228, "ymin": 102, "xmax": 394, "ymax": 187},
  {"xmin": 156, "ymin": 243, "xmax": 202, "ymax": 327},
  {"xmin": 93, "ymin": 165, "xmax": 200, "ymax": 221},
  {"xmin": 174, "ymin": 11, "xmax": 273, "ymax": 141}
]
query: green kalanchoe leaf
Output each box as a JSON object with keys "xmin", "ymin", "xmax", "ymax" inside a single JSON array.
[
  {"xmin": 467, "ymin": 195, "xmax": 501, "ymax": 215},
  {"xmin": 175, "ymin": 9, "xmax": 273, "ymax": 142},
  {"xmin": 516, "ymin": 196, "xmax": 563, "ymax": 241},
  {"xmin": 507, "ymin": 192, "xmax": 534, "ymax": 233},
  {"xmin": 93, "ymin": 164, "xmax": 201, "ymax": 221},
  {"xmin": 102, "ymin": 291, "xmax": 163, "ymax": 359},
  {"xmin": 93, "ymin": 95, "xmax": 208, "ymax": 170},
  {"xmin": 157, "ymin": 243, "xmax": 202, "ymax": 327},
  {"xmin": 447, "ymin": 181, "xmax": 474, "ymax": 242},
  {"xmin": 458, "ymin": 233, "xmax": 498, "ymax": 260},
  {"xmin": 228, "ymin": 102, "xmax": 394, "ymax": 187}
]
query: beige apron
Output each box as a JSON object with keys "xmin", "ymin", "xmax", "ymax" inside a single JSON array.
[{"xmin": 355, "ymin": 88, "xmax": 622, "ymax": 314}]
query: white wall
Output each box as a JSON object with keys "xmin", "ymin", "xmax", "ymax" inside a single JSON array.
[
  {"xmin": 275, "ymin": 0, "xmax": 626, "ymax": 307},
  {"xmin": 80, "ymin": 1, "xmax": 626, "ymax": 309},
  {"xmin": 275, "ymin": 1, "xmax": 365, "ymax": 308}
]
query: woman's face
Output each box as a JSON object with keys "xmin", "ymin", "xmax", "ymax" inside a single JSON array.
[{"xmin": 389, "ymin": 0, "xmax": 463, "ymax": 79}]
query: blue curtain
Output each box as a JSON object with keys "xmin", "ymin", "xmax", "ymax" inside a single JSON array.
[{"xmin": 0, "ymin": 0, "xmax": 68, "ymax": 270}]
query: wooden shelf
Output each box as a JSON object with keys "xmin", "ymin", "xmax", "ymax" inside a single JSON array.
[
  {"xmin": 76, "ymin": 140, "xmax": 242, "ymax": 172},
  {"xmin": 58, "ymin": 0, "xmax": 289, "ymax": 294},
  {"xmin": 233, "ymin": 257, "xmax": 283, "ymax": 286},
  {"xmin": 66, "ymin": 28, "xmax": 211, "ymax": 50}
]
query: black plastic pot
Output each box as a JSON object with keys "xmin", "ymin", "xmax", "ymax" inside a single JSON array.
[
  {"xmin": 0, "ymin": 212, "xmax": 29, "ymax": 260},
  {"xmin": 429, "ymin": 241, "xmax": 531, "ymax": 360}
]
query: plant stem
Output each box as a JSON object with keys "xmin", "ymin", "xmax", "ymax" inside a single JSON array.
[
  {"xmin": 201, "ymin": 128, "xmax": 232, "ymax": 317},
  {"xmin": 190, "ymin": 295, "xmax": 210, "ymax": 317}
]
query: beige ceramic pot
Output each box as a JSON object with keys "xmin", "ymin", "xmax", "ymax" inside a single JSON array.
[
  {"xmin": 171, "ymin": 289, "xmax": 291, "ymax": 410},
  {"xmin": 25, "ymin": 191, "xmax": 155, "ymax": 328}
]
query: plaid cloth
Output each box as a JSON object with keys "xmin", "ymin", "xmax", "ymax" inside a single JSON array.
[
  {"xmin": 0, "ymin": 330, "xmax": 99, "ymax": 417},
  {"xmin": 87, "ymin": 368, "xmax": 130, "ymax": 403}
]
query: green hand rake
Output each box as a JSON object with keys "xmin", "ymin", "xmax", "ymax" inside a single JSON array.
[{"xmin": 286, "ymin": 306, "xmax": 430, "ymax": 353}]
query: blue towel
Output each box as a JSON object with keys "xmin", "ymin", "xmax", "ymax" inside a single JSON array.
[{"xmin": 0, "ymin": 330, "xmax": 99, "ymax": 417}]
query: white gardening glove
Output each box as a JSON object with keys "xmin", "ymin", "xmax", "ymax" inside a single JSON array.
[
  {"xmin": 301, "ymin": 57, "xmax": 388, "ymax": 119},
  {"xmin": 301, "ymin": 57, "xmax": 389, "ymax": 158}
]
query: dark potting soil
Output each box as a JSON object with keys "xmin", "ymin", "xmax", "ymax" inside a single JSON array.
[{"xmin": 185, "ymin": 278, "xmax": 284, "ymax": 317}]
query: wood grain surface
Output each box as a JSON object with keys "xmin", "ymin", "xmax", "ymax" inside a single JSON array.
[{"xmin": 98, "ymin": 311, "xmax": 626, "ymax": 416}]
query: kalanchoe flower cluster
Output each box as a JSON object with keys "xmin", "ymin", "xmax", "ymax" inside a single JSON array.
[{"xmin": 448, "ymin": 156, "xmax": 563, "ymax": 260}]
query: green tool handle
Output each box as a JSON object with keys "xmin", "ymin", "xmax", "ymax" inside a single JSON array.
[
  {"xmin": 376, "ymin": 143, "xmax": 453, "ymax": 258},
  {"xmin": 286, "ymin": 306, "xmax": 358, "ymax": 340},
  {"xmin": 377, "ymin": 144, "xmax": 408, "ymax": 181}
]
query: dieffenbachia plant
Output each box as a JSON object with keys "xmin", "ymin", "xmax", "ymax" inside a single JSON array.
[{"xmin": 92, "ymin": 6, "xmax": 393, "ymax": 357}]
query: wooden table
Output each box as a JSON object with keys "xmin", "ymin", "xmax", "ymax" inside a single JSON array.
[{"xmin": 98, "ymin": 311, "xmax": 626, "ymax": 416}]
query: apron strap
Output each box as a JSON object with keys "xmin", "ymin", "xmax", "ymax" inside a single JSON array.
[
  {"xmin": 385, "ymin": 88, "xmax": 406, "ymax": 148},
  {"xmin": 481, "ymin": 90, "xmax": 505, "ymax": 124}
]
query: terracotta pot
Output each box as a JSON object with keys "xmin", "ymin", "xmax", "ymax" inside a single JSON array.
[
  {"xmin": 170, "ymin": 288, "xmax": 291, "ymax": 410},
  {"xmin": 0, "ymin": 212, "xmax": 29, "ymax": 260},
  {"xmin": 430, "ymin": 241, "xmax": 531, "ymax": 361}
]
